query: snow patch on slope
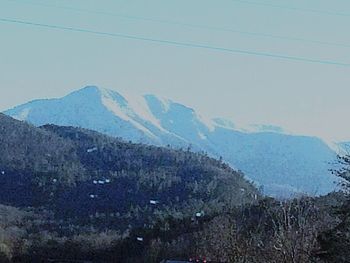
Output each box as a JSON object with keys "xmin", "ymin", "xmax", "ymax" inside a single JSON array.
[
  {"xmin": 213, "ymin": 118, "xmax": 236, "ymax": 130},
  {"xmin": 196, "ymin": 112, "xmax": 215, "ymax": 132},
  {"xmin": 13, "ymin": 107, "xmax": 31, "ymax": 121},
  {"xmin": 249, "ymin": 124, "xmax": 285, "ymax": 134},
  {"xmin": 122, "ymin": 91, "xmax": 167, "ymax": 133},
  {"xmin": 99, "ymin": 88, "xmax": 158, "ymax": 139},
  {"xmin": 198, "ymin": 132, "xmax": 207, "ymax": 140},
  {"xmin": 152, "ymin": 95, "xmax": 171, "ymax": 112}
]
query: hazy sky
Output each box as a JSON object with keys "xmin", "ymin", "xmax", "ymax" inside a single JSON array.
[{"xmin": 1, "ymin": 0, "xmax": 350, "ymax": 141}]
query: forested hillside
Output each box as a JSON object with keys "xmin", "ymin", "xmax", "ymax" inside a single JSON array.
[
  {"xmin": 0, "ymin": 114, "xmax": 349, "ymax": 262},
  {"xmin": 0, "ymin": 114, "xmax": 261, "ymax": 261}
]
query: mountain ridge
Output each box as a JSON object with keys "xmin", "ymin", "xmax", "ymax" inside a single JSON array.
[
  {"xmin": 0, "ymin": 113, "xmax": 258, "ymax": 225},
  {"xmin": 4, "ymin": 86, "xmax": 339, "ymax": 196}
]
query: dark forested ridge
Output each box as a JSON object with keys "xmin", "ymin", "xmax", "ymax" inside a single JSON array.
[
  {"xmin": 0, "ymin": 113, "xmax": 349, "ymax": 263},
  {"xmin": 0, "ymin": 113, "xmax": 258, "ymax": 212},
  {"xmin": 0, "ymin": 113, "xmax": 259, "ymax": 262}
]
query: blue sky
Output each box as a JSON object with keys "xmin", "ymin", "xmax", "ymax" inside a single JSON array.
[{"xmin": 1, "ymin": 0, "xmax": 350, "ymax": 141}]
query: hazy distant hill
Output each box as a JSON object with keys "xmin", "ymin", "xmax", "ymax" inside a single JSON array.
[
  {"xmin": 4, "ymin": 86, "xmax": 338, "ymax": 196},
  {"xmin": 0, "ymin": 113, "xmax": 257, "ymax": 227}
]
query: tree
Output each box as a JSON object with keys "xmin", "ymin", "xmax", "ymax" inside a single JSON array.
[
  {"xmin": 269, "ymin": 199, "xmax": 322, "ymax": 263},
  {"xmin": 317, "ymin": 155, "xmax": 350, "ymax": 262}
]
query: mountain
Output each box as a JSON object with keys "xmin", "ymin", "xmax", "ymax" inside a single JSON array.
[
  {"xmin": 4, "ymin": 86, "xmax": 339, "ymax": 196},
  {"xmin": 0, "ymin": 113, "xmax": 257, "ymax": 225}
]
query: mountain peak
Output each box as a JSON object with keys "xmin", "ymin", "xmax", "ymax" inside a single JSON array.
[
  {"xmin": 2, "ymin": 86, "xmax": 339, "ymax": 196},
  {"xmin": 78, "ymin": 85, "xmax": 101, "ymax": 93},
  {"xmin": 68, "ymin": 85, "xmax": 103, "ymax": 97}
]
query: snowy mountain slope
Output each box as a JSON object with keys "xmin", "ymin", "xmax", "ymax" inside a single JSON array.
[
  {"xmin": 6, "ymin": 87, "xmax": 189, "ymax": 147},
  {"xmin": 4, "ymin": 86, "xmax": 339, "ymax": 196}
]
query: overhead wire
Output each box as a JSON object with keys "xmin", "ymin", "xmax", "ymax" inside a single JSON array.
[
  {"xmin": 0, "ymin": 17, "xmax": 349, "ymax": 67},
  {"xmin": 231, "ymin": 0, "xmax": 350, "ymax": 17},
  {"xmin": 5, "ymin": 0, "xmax": 350, "ymax": 49}
]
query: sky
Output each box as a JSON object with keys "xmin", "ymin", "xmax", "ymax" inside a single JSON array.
[{"xmin": 0, "ymin": 0, "xmax": 350, "ymax": 142}]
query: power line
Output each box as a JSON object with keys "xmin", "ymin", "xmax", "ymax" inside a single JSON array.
[
  {"xmin": 6, "ymin": 0, "xmax": 350, "ymax": 49},
  {"xmin": 231, "ymin": 0, "xmax": 350, "ymax": 17},
  {"xmin": 0, "ymin": 17, "xmax": 349, "ymax": 67}
]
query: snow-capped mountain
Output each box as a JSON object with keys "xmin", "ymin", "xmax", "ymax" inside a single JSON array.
[{"xmin": 4, "ymin": 86, "xmax": 339, "ymax": 196}]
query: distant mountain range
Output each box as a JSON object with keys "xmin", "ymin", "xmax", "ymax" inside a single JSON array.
[{"xmin": 4, "ymin": 86, "xmax": 339, "ymax": 196}]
